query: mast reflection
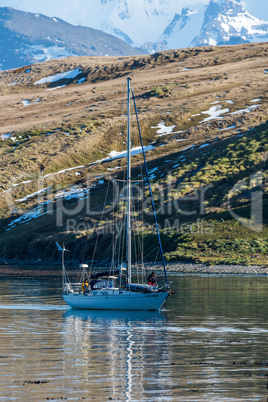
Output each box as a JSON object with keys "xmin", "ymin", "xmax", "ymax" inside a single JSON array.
[{"xmin": 63, "ymin": 309, "xmax": 170, "ymax": 401}]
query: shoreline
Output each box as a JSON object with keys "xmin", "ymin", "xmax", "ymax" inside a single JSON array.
[
  {"xmin": 0, "ymin": 262, "xmax": 267, "ymax": 277},
  {"xmin": 166, "ymin": 262, "xmax": 268, "ymax": 275}
]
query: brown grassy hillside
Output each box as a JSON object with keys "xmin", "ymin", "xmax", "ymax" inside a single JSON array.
[{"xmin": 0, "ymin": 42, "xmax": 267, "ymax": 264}]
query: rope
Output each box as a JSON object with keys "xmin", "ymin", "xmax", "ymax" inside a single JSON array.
[{"xmin": 89, "ymin": 178, "xmax": 111, "ymax": 272}]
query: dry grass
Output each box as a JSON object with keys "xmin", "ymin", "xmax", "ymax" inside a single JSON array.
[{"xmin": 0, "ymin": 42, "xmax": 267, "ymax": 261}]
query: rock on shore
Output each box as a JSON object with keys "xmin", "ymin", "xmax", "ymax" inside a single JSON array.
[{"xmin": 0, "ymin": 262, "xmax": 267, "ymax": 277}]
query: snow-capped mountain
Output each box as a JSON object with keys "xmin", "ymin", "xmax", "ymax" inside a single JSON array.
[
  {"xmin": 90, "ymin": 0, "xmax": 268, "ymax": 50},
  {"xmin": 0, "ymin": 7, "xmax": 143, "ymax": 71},
  {"xmin": 159, "ymin": 0, "xmax": 268, "ymax": 50},
  {"xmin": 159, "ymin": 6, "xmax": 205, "ymax": 50},
  {"xmin": 191, "ymin": 0, "xmax": 268, "ymax": 46},
  {"xmin": 0, "ymin": 0, "xmax": 183, "ymax": 48},
  {"xmin": 1, "ymin": 0, "xmax": 268, "ymax": 71}
]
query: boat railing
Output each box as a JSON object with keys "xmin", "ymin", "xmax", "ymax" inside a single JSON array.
[
  {"xmin": 63, "ymin": 282, "xmax": 122, "ymax": 295},
  {"xmin": 63, "ymin": 282, "xmax": 83, "ymax": 294},
  {"xmin": 157, "ymin": 282, "xmax": 172, "ymax": 291}
]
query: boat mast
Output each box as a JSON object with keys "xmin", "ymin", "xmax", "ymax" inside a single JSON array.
[
  {"xmin": 130, "ymin": 86, "xmax": 169, "ymax": 284},
  {"xmin": 126, "ymin": 77, "xmax": 132, "ymax": 284}
]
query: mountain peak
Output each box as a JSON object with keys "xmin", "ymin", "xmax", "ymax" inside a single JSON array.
[
  {"xmin": 191, "ymin": 0, "xmax": 268, "ymax": 46},
  {"xmin": 1, "ymin": 2, "xmax": 268, "ymax": 70}
]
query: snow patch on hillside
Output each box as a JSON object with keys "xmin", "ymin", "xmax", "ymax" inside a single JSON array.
[
  {"xmin": 93, "ymin": 145, "xmax": 155, "ymax": 165},
  {"xmin": 230, "ymin": 104, "xmax": 259, "ymax": 114},
  {"xmin": 16, "ymin": 187, "xmax": 50, "ymax": 203},
  {"xmin": 26, "ymin": 44, "xmax": 76, "ymax": 63},
  {"xmin": 1, "ymin": 133, "xmax": 17, "ymax": 141},
  {"xmin": 34, "ymin": 68, "xmax": 81, "ymax": 85},
  {"xmin": 200, "ymin": 105, "xmax": 230, "ymax": 122},
  {"xmin": 151, "ymin": 121, "xmax": 176, "ymax": 137},
  {"xmin": 21, "ymin": 99, "xmax": 41, "ymax": 106},
  {"xmin": 45, "ymin": 85, "xmax": 67, "ymax": 91}
]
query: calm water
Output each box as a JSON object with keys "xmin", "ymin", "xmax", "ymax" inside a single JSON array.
[{"xmin": 0, "ymin": 272, "xmax": 267, "ymax": 401}]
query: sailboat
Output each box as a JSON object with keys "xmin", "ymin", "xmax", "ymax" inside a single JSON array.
[{"xmin": 58, "ymin": 78, "xmax": 172, "ymax": 310}]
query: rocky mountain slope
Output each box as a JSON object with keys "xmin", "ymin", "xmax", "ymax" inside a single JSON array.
[
  {"xmin": 0, "ymin": 42, "xmax": 267, "ymax": 265},
  {"xmin": 0, "ymin": 7, "xmax": 143, "ymax": 71}
]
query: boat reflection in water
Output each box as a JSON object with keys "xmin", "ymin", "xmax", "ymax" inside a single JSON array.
[{"xmin": 63, "ymin": 309, "xmax": 170, "ymax": 401}]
